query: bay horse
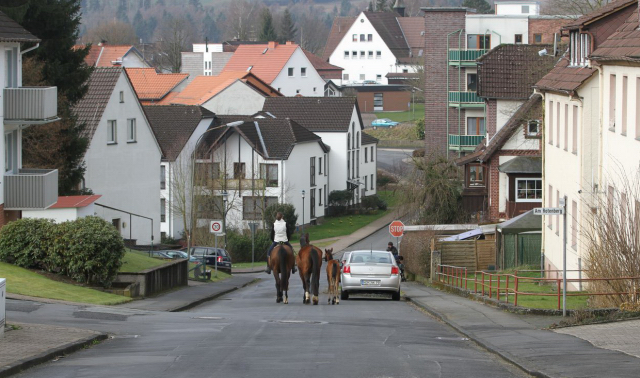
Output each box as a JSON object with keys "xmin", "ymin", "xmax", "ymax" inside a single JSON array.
[
  {"xmin": 270, "ymin": 243, "xmax": 295, "ymax": 304},
  {"xmin": 296, "ymin": 234, "xmax": 323, "ymax": 305},
  {"xmin": 325, "ymin": 248, "xmax": 340, "ymax": 305}
]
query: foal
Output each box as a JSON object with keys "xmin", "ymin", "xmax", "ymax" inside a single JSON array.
[{"xmin": 325, "ymin": 248, "xmax": 340, "ymax": 305}]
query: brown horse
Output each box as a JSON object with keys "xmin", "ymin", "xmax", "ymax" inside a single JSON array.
[
  {"xmin": 296, "ymin": 234, "xmax": 323, "ymax": 305},
  {"xmin": 270, "ymin": 243, "xmax": 295, "ymax": 304},
  {"xmin": 325, "ymin": 248, "xmax": 340, "ymax": 305}
]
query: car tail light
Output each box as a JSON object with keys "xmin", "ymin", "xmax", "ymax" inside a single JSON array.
[
  {"xmin": 343, "ymin": 265, "xmax": 351, "ymax": 274},
  {"xmin": 217, "ymin": 256, "xmax": 223, "ymax": 263},
  {"xmin": 391, "ymin": 266, "xmax": 399, "ymax": 275}
]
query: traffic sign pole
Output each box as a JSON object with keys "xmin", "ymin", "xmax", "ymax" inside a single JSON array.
[{"xmin": 561, "ymin": 196, "xmax": 567, "ymax": 317}]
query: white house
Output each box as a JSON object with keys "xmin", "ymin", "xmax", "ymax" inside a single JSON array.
[
  {"xmin": 23, "ymin": 195, "xmax": 101, "ymax": 223},
  {"xmin": 222, "ymin": 41, "xmax": 326, "ymax": 97},
  {"xmin": 74, "ymin": 67, "xmax": 162, "ymax": 245},
  {"xmin": 0, "ymin": 12, "xmax": 59, "ymax": 227}
]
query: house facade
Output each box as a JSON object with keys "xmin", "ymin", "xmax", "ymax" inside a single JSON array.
[
  {"xmin": 74, "ymin": 67, "xmax": 162, "ymax": 245},
  {"xmin": 0, "ymin": 12, "xmax": 59, "ymax": 227}
]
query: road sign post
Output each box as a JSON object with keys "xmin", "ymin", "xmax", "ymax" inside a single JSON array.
[
  {"xmin": 248, "ymin": 222, "xmax": 258, "ymax": 266},
  {"xmin": 389, "ymin": 220, "xmax": 405, "ymax": 254},
  {"xmin": 209, "ymin": 220, "xmax": 223, "ymax": 279}
]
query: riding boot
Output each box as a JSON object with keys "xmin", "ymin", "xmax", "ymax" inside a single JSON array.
[
  {"xmin": 291, "ymin": 264, "xmax": 297, "ymax": 274},
  {"xmin": 265, "ymin": 256, "xmax": 271, "ymax": 274}
]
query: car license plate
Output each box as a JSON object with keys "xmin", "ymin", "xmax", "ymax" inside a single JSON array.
[{"xmin": 361, "ymin": 279, "xmax": 380, "ymax": 286}]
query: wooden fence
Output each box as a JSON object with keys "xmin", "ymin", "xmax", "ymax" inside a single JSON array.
[{"xmin": 435, "ymin": 240, "xmax": 496, "ymax": 272}]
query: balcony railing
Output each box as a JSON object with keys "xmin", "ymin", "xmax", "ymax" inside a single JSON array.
[
  {"xmin": 448, "ymin": 49, "xmax": 488, "ymax": 66},
  {"xmin": 448, "ymin": 91, "xmax": 485, "ymax": 108},
  {"xmin": 4, "ymin": 169, "xmax": 58, "ymax": 210},
  {"xmin": 203, "ymin": 178, "xmax": 268, "ymax": 190},
  {"xmin": 4, "ymin": 87, "xmax": 58, "ymax": 123},
  {"xmin": 448, "ymin": 134, "xmax": 485, "ymax": 151}
]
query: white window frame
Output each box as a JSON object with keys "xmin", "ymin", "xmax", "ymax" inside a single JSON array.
[
  {"xmin": 127, "ymin": 118, "xmax": 137, "ymax": 142},
  {"xmin": 107, "ymin": 120, "xmax": 117, "ymax": 144},
  {"xmin": 515, "ymin": 178, "xmax": 542, "ymax": 202},
  {"xmin": 288, "ymin": 67, "xmax": 294, "ymax": 77},
  {"xmin": 344, "ymin": 51, "xmax": 349, "ymax": 59},
  {"xmin": 301, "ymin": 67, "xmax": 307, "ymax": 77},
  {"xmin": 376, "ymin": 51, "xmax": 381, "ymax": 59}
]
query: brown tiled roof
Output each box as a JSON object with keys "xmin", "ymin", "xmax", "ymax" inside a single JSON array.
[
  {"xmin": 222, "ymin": 42, "xmax": 298, "ymax": 84},
  {"xmin": 143, "ymin": 105, "xmax": 215, "ymax": 161},
  {"xmin": 562, "ymin": 0, "xmax": 636, "ymax": 30},
  {"xmin": 322, "ymin": 17, "xmax": 356, "ymax": 60},
  {"xmin": 534, "ymin": 52, "xmax": 596, "ymax": 93},
  {"xmin": 477, "ymin": 44, "xmax": 556, "ymax": 100},
  {"xmin": 397, "ymin": 17, "xmax": 425, "ymax": 59},
  {"xmin": 0, "ymin": 11, "xmax": 39, "ymax": 42},
  {"xmin": 125, "ymin": 68, "xmax": 188, "ymax": 101},
  {"xmin": 304, "ymin": 49, "xmax": 343, "ymax": 71},
  {"xmin": 262, "ymin": 97, "xmax": 362, "ymax": 132},
  {"xmin": 364, "ymin": 11, "xmax": 410, "ymax": 59},
  {"xmin": 591, "ymin": 11, "xmax": 640, "ymax": 62},
  {"xmin": 361, "ymin": 132, "xmax": 379, "ymax": 145},
  {"xmin": 74, "ymin": 67, "xmax": 122, "ymax": 140}
]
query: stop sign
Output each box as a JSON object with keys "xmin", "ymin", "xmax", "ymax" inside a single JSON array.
[{"xmin": 389, "ymin": 220, "xmax": 405, "ymax": 237}]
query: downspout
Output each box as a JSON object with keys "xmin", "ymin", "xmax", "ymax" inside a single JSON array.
[
  {"xmin": 458, "ymin": 30, "xmax": 463, "ymax": 158},
  {"xmin": 446, "ymin": 29, "xmax": 463, "ymax": 157},
  {"xmin": 20, "ymin": 43, "xmax": 39, "ymax": 55}
]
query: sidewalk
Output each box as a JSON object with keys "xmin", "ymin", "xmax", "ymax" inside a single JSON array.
[{"xmin": 402, "ymin": 281, "xmax": 640, "ymax": 378}]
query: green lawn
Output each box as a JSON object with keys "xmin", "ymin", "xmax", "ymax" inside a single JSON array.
[
  {"xmin": 119, "ymin": 249, "xmax": 168, "ymax": 272},
  {"xmin": 374, "ymin": 103, "xmax": 425, "ymax": 123},
  {"xmin": 0, "ymin": 262, "xmax": 131, "ymax": 305}
]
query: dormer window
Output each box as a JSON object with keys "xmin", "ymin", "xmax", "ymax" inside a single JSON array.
[{"xmin": 570, "ymin": 31, "xmax": 591, "ymax": 67}]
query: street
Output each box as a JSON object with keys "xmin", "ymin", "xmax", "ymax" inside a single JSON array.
[
  {"xmin": 9, "ymin": 271, "xmax": 525, "ymax": 378},
  {"xmin": 376, "ymin": 148, "xmax": 415, "ymax": 176}
]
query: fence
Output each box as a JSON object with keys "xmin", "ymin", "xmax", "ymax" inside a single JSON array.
[
  {"xmin": 499, "ymin": 233, "xmax": 541, "ymax": 270},
  {"xmin": 434, "ymin": 264, "xmax": 640, "ymax": 310},
  {"xmin": 436, "ymin": 240, "xmax": 496, "ymax": 271}
]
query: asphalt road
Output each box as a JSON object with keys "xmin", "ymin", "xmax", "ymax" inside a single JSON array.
[
  {"xmin": 377, "ymin": 148, "xmax": 415, "ymax": 176},
  {"xmin": 10, "ymin": 270, "xmax": 525, "ymax": 378}
]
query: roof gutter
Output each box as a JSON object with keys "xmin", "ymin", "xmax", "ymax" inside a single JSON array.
[
  {"xmin": 254, "ymin": 121, "xmax": 269, "ymax": 158},
  {"xmin": 20, "ymin": 42, "xmax": 39, "ymax": 55}
]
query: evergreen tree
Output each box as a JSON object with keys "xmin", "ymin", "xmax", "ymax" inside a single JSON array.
[
  {"xmin": 339, "ymin": 0, "xmax": 352, "ymax": 16},
  {"xmin": 117, "ymin": 0, "xmax": 128, "ymax": 23},
  {"xmin": 367, "ymin": 1, "xmax": 374, "ymax": 11},
  {"xmin": 278, "ymin": 9, "xmax": 297, "ymax": 43},
  {"xmin": 462, "ymin": 0, "xmax": 492, "ymax": 14},
  {"xmin": 202, "ymin": 11, "xmax": 220, "ymax": 42},
  {"xmin": 258, "ymin": 8, "xmax": 278, "ymax": 42},
  {"xmin": 376, "ymin": 0, "xmax": 387, "ymax": 11}
]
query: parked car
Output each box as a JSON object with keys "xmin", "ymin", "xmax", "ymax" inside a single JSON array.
[
  {"xmin": 362, "ymin": 80, "xmax": 379, "ymax": 85},
  {"xmin": 182, "ymin": 246, "xmax": 232, "ymax": 273},
  {"xmin": 340, "ymin": 250, "xmax": 401, "ymax": 301},
  {"xmin": 340, "ymin": 251, "xmax": 352, "ymax": 269},
  {"xmin": 163, "ymin": 250, "xmax": 202, "ymax": 264},
  {"xmin": 371, "ymin": 118, "xmax": 399, "ymax": 129},
  {"xmin": 147, "ymin": 251, "xmax": 172, "ymax": 260}
]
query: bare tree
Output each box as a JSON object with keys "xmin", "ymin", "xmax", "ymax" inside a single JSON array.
[
  {"xmin": 222, "ymin": 0, "xmax": 261, "ymax": 41},
  {"xmin": 542, "ymin": 0, "xmax": 612, "ymax": 15},
  {"xmin": 81, "ymin": 20, "xmax": 137, "ymax": 45},
  {"xmin": 157, "ymin": 16, "xmax": 194, "ymax": 73},
  {"xmin": 298, "ymin": 14, "xmax": 330, "ymax": 55}
]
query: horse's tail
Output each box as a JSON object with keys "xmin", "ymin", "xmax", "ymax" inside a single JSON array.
[
  {"xmin": 311, "ymin": 247, "xmax": 320, "ymax": 299},
  {"xmin": 279, "ymin": 246, "xmax": 287, "ymax": 290},
  {"xmin": 331, "ymin": 261, "xmax": 338, "ymax": 280}
]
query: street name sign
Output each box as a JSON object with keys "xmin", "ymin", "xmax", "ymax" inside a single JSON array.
[{"xmin": 533, "ymin": 207, "xmax": 564, "ymax": 215}]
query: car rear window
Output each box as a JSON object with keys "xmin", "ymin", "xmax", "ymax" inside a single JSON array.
[{"xmin": 350, "ymin": 252, "xmax": 391, "ymax": 264}]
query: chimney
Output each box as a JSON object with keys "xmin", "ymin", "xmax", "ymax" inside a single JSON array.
[
  {"xmin": 285, "ymin": 41, "xmax": 294, "ymax": 45},
  {"xmin": 268, "ymin": 41, "xmax": 278, "ymax": 49},
  {"xmin": 393, "ymin": 0, "xmax": 405, "ymax": 17}
]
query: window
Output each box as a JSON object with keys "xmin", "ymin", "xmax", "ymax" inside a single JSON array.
[
  {"xmin": 352, "ymin": 50, "xmax": 357, "ymax": 57},
  {"xmin": 360, "ymin": 51, "xmax": 365, "ymax": 59},
  {"xmin": 370, "ymin": 146, "xmax": 374, "ymax": 162},
  {"xmin": 233, "ymin": 162, "xmax": 245, "ymax": 179},
  {"xmin": 571, "ymin": 200, "xmax": 577, "ymax": 249},
  {"xmin": 127, "ymin": 119, "xmax": 136, "ymax": 142},
  {"xmin": 324, "ymin": 154, "xmax": 327, "ymax": 176},
  {"xmin": 572, "ymin": 106, "xmax": 578, "ymax": 154},
  {"xmin": 556, "ymin": 102, "xmax": 560, "ymax": 147},
  {"xmin": 467, "ymin": 164, "xmax": 485, "ymax": 187},
  {"xmin": 4, "ymin": 48, "xmax": 17, "ymax": 88},
  {"xmin": 418, "ymin": 49, "xmax": 423, "ymax": 56},
  {"xmin": 119, "ymin": 91, "xmax": 124, "ymax": 103},
  {"xmin": 343, "ymin": 73, "xmax": 349, "ymax": 81},
  {"xmin": 260, "ymin": 163, "xmax": 278, "ymax": 187},
  {"xmin": 310, "ymin": 157, "xmax": 316, "ymax": 186},
  {"xmin": 356, "ymin": 131, "xmax": 360, "ymax": 148},
  {"xmin": 296, "ymin": 89, "xmax": 300, "ymax": 94},
  {"xmin": 352, "ymin": 34, "xmax": 357, "ymax": 42},
  {"xmin": 352, "ymin": 151, "xmax": 356, "ymax": 178},
  {"xmin": 288, "ymin": 67, "xmax": 294, "ymax": 77},
  {"xmin": 373, "ymin": 93, "xmax": 383, "ymax": 110},
  {"xmin": 107, "ymin": 120, "xmax": 117, "ymax": 144},
  {"xmin": 347, "ymin": 134, "xmax": 350, "ymax": 150},
  {"xmin": 310, "ymin": 189, "xmax": 316, "ymax": 218},
  {"xmin": 376, "ymin": 51, "xmax": 381, "ymax": 59},
  {"xmin": 368, "ymin": 51, "xmax": 373, "ymax": 59},
  {"xmin": 467, "ymin": 34, "xmax": 490, "ymax": 50},
  {"xmin": 522, "ymin": 5, "xmax": 529, "ymax": 13},
  {"xmin": 356, "ymin": 151, "xmax": 359, "ymax": 177},
  {"xmin": 364, "ymin": 176, "xmax": 368, "ymax": 192},
  {"xmin": 360, "ymin": 34, "xmax": 365, "ymax": 41},
  {"xmin": 527, "ymin": 120, "xmax": 540, "ymax": 137},
  {"xmin": 516, "ymin": 178, "xmax": 542, "ymax": 202},
  {"xmin": 636, "ymin": 78, "xmax": 640, "ymax": 139},
  {"xmin": 515, "ymin": 34, "xmax": 523, "ymax": 44},
  {"xmin": 313, "ymin": 87, "xmax": 316, "ymax": 93},
  {"xmin": 301, "ymin": 67, "xmax": 307, "ymax": 77},
  {"xmin": 365, "ymin": 148, "xmax": 368, "ymax": 163},
  {"xmin": 570, "ymin": 31, "xmax": 591, "ymax": 66},
  {"xmin": 160, "ymin": 165, "xmax": 166, "ymax": 190},
  {"xmin": 161, "ymin": 199, "xmax": 166, "ymax": 222},
  {"xmin": 534, "ymin": 34, "xmax": 542, "ymax": 44},
  {"xmin": 319, "ymin": 188, "xmax": 322, "ymax": 205},
  {"xmin": 403, "ymin": 68, "xmax": 409, "ymax": 73},
  {"xmin": 367, "ymin": 34, "xmax": 372, "ymax": 41},
  {"xmin": 347, "ymin": 151, "xmax": 350, "ymax": 179},
  {"xmin": 564, "ymin": 104, "xmax": 568, "ymax": 151},
  {"xmin": 4, "ymin": 131, "xmax": 15, "ymax": 173},
  {"xmin": 376, "ymin": 74, "xmax": 381, "ymax": 81},
  {"xmin": 556, "ymin": 190, "xmax": 560, "ymax": 235},
  {"xmin": 467, "ymin": 117, "xmax": 485, "ymax": 135},
  {"xmin": 370, "ymin": 174, "xmax": 374, "ymax": 189},
  {"xmin": 360, "ymin": 74, "xmax": 365, "ymax": 81},
  {"xmin": 243, "ymin": 196, "xmax": 278, "ymax": 220},
  {"xmin": 548, "ymin": 185, "xmax": 553, "ymax": 229},
  {"xmin": 609, "ymin": 74, "xmax": 616, "ymax": 131},
  {"xmin": 548, "ymin": 101, "xmax": 554, "ymax": 145},
  {"xmin": 344, "ymin": 51, "xmax": 349, "ymax": 58},
  {"xmin": 319, "ymin": 157, "xmax": 323, "ymax": 174},
  {"xmin": 467, "ymin": 73, "xmax": 477, "ymax": 91},
  {"xmin": 324, "ymin": 185, "xmax": 327, "ymax": 205},
  {"xmin": 622, "ymin": 76, "xmax": 628, "ymax": 135}
]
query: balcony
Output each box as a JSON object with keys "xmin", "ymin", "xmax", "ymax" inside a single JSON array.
[
  {"xmin": 448, "ymin": 134, "xmax": 485, "ymax": 151},
  {"xmin": 448, "ymin": 91, "xmax": 485, "ymax": 108},
  {"xmin": 4, "ymin": 87, "xmax": 58, "ymax": 124},
  {"xmin": 448, "ymin": 49, "xmax": 488, "ymax": 66},
  {"xmin": 4, "ymin": 169, "xmax": 58, "ymax": 210},
  {"xmin": 204, "ymin": 178, "xmax": 268, "ymax": 190}
]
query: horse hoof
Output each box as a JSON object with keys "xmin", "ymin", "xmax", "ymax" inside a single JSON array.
[
  {"xmin": 313, "ymin": 296, "xmax": 319, "ymax": 305},
  {"xmin": 284, "ymin": 298, "xmax": 288, "ymax": 304}
]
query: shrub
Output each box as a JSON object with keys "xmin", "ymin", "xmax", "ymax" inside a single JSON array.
[
  {"xmin": 0, "ymin": 218, "xmax": 56, "ymax": 269},
  {"xmin": 226, "ymin": 228, "xmax": 271, "ymax": 263},
  {"xmin": 361, "ymin": 194, "xmax": 387, "ymax": 211},
  {"xmin": 415, "ymin": 119, "xmax": 425, "ymax": 140},
  {"xmin": 328, "ymin": 190, "xmax": 352, "ymax": 207},
  {"xmin": 412, "ymin": 149, "xmax": 426, "ymax": 158},
  {"xmin": 377, "ymin": 170, "xmax": 397, "ymax": 188}
]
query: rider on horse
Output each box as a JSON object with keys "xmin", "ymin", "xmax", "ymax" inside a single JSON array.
[{"xmin": 265, "ymin": 212, "xmax": 297, "ymax": 274}]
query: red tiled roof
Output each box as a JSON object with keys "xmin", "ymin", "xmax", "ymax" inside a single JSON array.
[
  {"xmin": 304, "ymin": 50, "xmax": 343, "ymax": 71},
  {"xmin": 534, "ymin": 53, "xmax": 596, "ymax": 93},
  {"xmin": 170, "ymin": 71, "xmax": 250, "ymax": 105},
  {"xmin": 141, "ymin": 91, "xmax": 180, "ymax": 106},
  {"xmin": 75, "ymin": 44, "xmax": 143, "ymax": 67},
  {"xmin": 591, "ymin": 11, "xmax": 640, "ymax": 62},
  {"xmin": 562, "ymin": 0, "xmax": 636, "ymax": 30},
  {"xmin": 50, "ymin": 195, "xmax": 102, "ymax": 209},
  {"xmin": 322, "ymin": 17, "xmax": 356, "ymax": 61},
  {"xmin": 222, "ymin": 42, "xmax": 298, "ymax": 84},
  {"xmin": 125, "ymin": 68, "xmax": 188, "ymax": 101}
]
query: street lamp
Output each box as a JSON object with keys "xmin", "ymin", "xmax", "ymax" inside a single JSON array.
[
  {"xmin": 222, "ymin": 190, "xmax": 228, "ymax": 250},
  {"xmin": 301, "ymin": 189, "xmax": 305, "ymax": 237}
]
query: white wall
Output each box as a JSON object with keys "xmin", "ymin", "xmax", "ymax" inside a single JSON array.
[
  {"xmin": 329, "ymin": 12, "xmax": 406, "ymax": 85},
  {"xmin": 23, "ymin": 208, "xmax": 79, "ymax": 222},
  {"xmin": 272, "ymin": 47, "xmax": 326, "ymax": 97},
  {"xmin": 466, "ymin": 16, "xmax": 530, "ymax": 46},
  {"xmin": 122, "ymin": 52, "xmax": 150, "ymax": 68},
  {"xmin": 84, "ymin": 72, "xmax": 162, "ymax": 245},
  {"xmin": 495, "ymin": 1, "xmax": 540, "ymax": 16},
  {"xmin": 361, "ymin": 142, "xmax": 377, "ymax": 197},
  {"xmin": 496, "ymin": 100, "xmax": 524, "ymax": 132},
  {"xmin": 203, "ymin": 80, "xmax": 266, "ymax": 115}
]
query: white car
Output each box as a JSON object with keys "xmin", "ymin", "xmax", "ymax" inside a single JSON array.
[
  {"xmin": 340, "ymin": 250, "xmax": 401, "ymax": 301},
  {"xmin": 340, "ymin": 251, "xmax": 352, "ymax": 268}
]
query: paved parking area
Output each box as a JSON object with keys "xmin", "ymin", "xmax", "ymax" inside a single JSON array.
[{"xmin": 554, "ymin": 319, "xmax": 640, "ymax": 358}]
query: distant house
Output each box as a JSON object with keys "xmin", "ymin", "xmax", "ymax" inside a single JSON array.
[
  {"xmin": 74, "ymin": 67, "xmax": 162, "ymax": 245},
  {"xmin": 0, "ymin": 11, "xmax": 60, "ymax": 227},
  {"xmin": 181, "ymin": 42, "xmax": 234, "ymax": 78},
  {"xmin": 303, "ymin": 49, "xmax": 343, "ymax": 95},
  {"xmin": 77, "ymin": 43, "xmax": 151, "ymax": 68},
  {"xmin": 125, "ymin": 68, "xmax": 189, "ymax": 105},
  {"xmin": 23, "ymin": 195, "xmax": 101, "ymax": 223},
  {"xmin": 222, "ymin": 41, "xmax": 326, "ymax": 97}
]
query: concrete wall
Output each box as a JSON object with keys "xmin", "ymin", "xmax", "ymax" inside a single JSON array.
[
  {"xmin": 272, "ymin": 47, "xmax": 326, "ymax": 97},
  {"xmin": 115, "ymin": 258, "xmax": 188, "ymax": 297},
  {"xmin": 203, "ymin": 81, "xmax": 266, "ymax": 115},
  {"xmin": 84, "ymin": 72, "xmax": 162, "ymax": 245},
  {"xmin": 495, "ymin": 2, "xmax": 540, "ymax": 16},
  {"xmin": 122, "ymin": 52, "xmax": 149, "ymax": 68},
  {"xmin": 356, "ymin": 90, "xmax": 411, "ymax": 112}
]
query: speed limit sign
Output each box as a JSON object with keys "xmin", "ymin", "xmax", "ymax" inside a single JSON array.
[{"xmin": 210, "ymin": 220, "xmax": 223, "ymax": 234}]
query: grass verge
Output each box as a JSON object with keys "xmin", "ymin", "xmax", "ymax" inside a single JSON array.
[
  {"xmin": 119, "ymin": 249, "xmax": 167, "ymax": 272},
  {"xmin": 0, "ymin": 262, "xmax": 131, "ymax": 305},
  {"xmin": 374, "ymin": 103, "xmax": 424, "ymax": 123}
]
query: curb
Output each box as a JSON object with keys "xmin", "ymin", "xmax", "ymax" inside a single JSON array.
[
  {"xmin": 404, "ymin": 294, "xmax": 553, "ymax": 378},
  {"xmin": 0, "ymin": 332, "xmax": 108, "ymax": 378},
  {"xmin": 169, "ymin": 278, "xmax": 261, "ymax": 312}
]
